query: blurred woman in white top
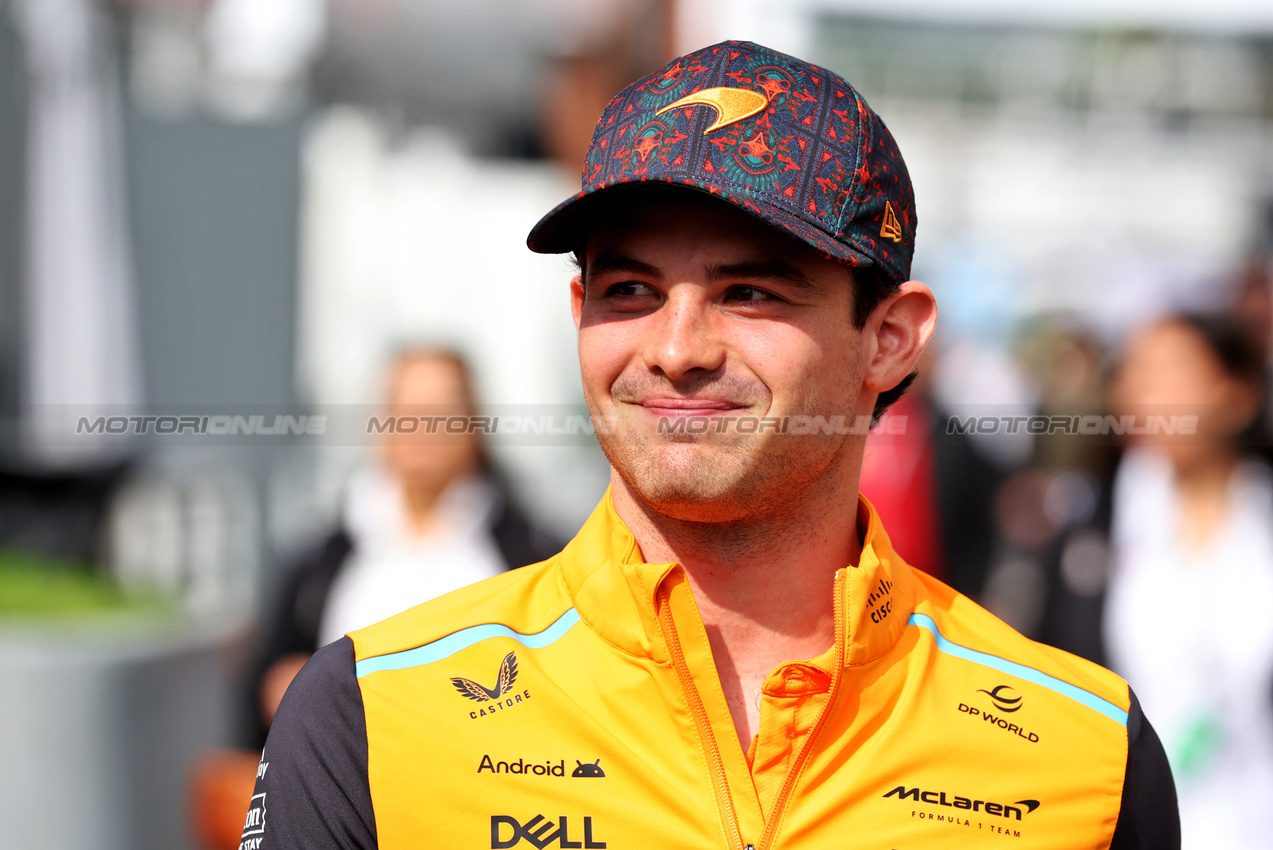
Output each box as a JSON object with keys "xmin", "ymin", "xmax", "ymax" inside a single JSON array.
[
  {"xmin": 253, "ymin": 347, "xmax": 560, "ymax": 735},
  {"xmin": 1105, "ymin": 314, "xmax": 1273, "ymax": 849}
]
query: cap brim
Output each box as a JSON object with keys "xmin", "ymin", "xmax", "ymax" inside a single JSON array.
[{"xmin": 526, "ymin": 176, "xmax": 880, "ymax": 273}]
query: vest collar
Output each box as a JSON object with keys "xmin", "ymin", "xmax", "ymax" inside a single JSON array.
[{"xmin": 557, "ymin": 490, "xmax": 916, "ymax": 668}]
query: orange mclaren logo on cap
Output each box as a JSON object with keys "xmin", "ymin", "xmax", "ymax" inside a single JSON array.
[{"xmin": 656, "ymin": 87, "xmax": 768, "ymax": 134}]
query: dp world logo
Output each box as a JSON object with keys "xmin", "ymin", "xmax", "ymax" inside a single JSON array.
[
  {"xmin": 491, "ymin": 814, "xmax": 607, "ymax": 848},
  {"xmin": 978, "ymin": 685, "xmax": 1023, "ymax": 713}
]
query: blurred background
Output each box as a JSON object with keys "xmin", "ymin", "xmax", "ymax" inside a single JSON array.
[{"xmin": 1, "ymin": 0, "xmax": 1272, "ymax": 847}]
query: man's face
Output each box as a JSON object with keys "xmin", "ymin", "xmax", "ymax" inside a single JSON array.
[{"xmin": 573, "ymin": 192, "xmax": 876, "ymax": 523}]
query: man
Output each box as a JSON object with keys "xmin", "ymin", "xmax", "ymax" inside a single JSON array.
[{"xmin": 245, "ymin": 41, "xmax": 1178, "ymax": 849}]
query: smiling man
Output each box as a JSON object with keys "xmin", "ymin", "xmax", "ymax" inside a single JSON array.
[{"xmin": 247, "ymin": 42, "xmax": 1178, "ymax": 849}]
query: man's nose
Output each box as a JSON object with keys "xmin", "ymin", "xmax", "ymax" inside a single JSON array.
[{"xmin": 642, "ymin": 290, "xmax": 726, "ymax": 380}]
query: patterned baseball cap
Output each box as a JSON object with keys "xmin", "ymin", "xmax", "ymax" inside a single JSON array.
[{"xmin": 527, "ymin": 40, "xmax": 916, "ymax": 284}]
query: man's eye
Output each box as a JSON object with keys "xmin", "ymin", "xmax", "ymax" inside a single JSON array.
[
  {"xmin": 726, "ymin": 286, "xmax": 779, "ymax": 303},
  {"xmin": 605, "ymin": 282, "xmax": 655, "ymax": 299}
]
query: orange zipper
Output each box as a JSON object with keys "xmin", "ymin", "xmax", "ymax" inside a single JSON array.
[
  {"xmin": 755, "ymin": 570, "xmax": 847, "ymax": 850},
  {"xmin": 656, "ymin": 582, "xmax": 747, "ymax": 850}
]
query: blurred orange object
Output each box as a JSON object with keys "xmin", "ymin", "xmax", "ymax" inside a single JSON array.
[{"xmin": 188, "ymin": 748, "xmax": 260, "ymax": 850}]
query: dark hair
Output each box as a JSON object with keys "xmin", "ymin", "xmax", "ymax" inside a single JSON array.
[
  {"xmin": 1171, "ymin": 313, "xmax": 1265, "ymax": 387},
  {"xmin": 848, "ymin": 265, "xmax": 914, "ymax": 422},
  {"xmin": 1163, "ymin": 312, "xmax": 1269, "ymax": 454}
]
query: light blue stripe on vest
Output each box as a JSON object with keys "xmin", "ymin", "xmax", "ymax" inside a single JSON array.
[
  {"xmin": 355, "ymin": 608, "xmax": 583, "ymax": 679},
  {"xmin": 907, "ymin": 613, "xmax": 1128, "ymax": 726}
]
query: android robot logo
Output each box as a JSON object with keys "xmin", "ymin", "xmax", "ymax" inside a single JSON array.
[{"xmin": 571, "ymin": 759, "xmax": 605, "ymax": 778}]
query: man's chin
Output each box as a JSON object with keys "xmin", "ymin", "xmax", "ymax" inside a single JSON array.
[
  {"xmin": 611, "ymin": 447, "xmax": 758, "ymax": 521},
  {"xmin": 627, "ymin": 480, "xmax": 755, "ymax": 523}
]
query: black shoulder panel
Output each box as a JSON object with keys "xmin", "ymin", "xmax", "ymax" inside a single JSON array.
[
  {"xmin": 1109, "ymin": 688, "xmax": 1180, "ymax": 849},
  {"xmin": 245, "ymin": 637, "xmax": 377, "ymax": 850}
]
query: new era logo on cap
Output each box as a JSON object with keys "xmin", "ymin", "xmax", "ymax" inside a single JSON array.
[
  {"xmin": 528, "ymin": 40, "xmax": 916, "ymax": 286},
  {"xmin": 880, "ymin": 201, "xmax": 903, "ymax": 243}
]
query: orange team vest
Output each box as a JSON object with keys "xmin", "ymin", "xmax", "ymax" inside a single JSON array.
[{"xmin": 350, "ymin": 493, "xmax": 1130, "ymax": 848}]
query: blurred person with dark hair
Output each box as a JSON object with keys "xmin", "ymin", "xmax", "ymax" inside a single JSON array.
[
  {"xmin": 1230, "ymin": 258, "xmax": 1272, "ymax": 368},
  {"xmin": 1104, "ymin": 314, "xmax": 1273, "ymax": 849},
  {"xmin": 252, "ymin": 347, "xmax": 561, "ymax": 736},
  {"xmin": 1230, "ymin": 257, "xmax": 1273, "ymax": 445}
]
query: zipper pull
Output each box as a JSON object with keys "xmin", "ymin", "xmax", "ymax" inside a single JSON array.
[{"xmin": 745, "ymin": 845, "xmax": 755, "ymax": 850}]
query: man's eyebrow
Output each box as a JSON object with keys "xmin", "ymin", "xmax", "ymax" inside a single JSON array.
[
  {"xmin": 585, "ymin": 251, "xmax": 661, "ymax": 283},
  {"xmin": 708, "ymin": 260, "xmax": 818, "ymax": 290},
  {"xmin": 583, "ymin": 253, "xmax": 819, "ymax": 290}
]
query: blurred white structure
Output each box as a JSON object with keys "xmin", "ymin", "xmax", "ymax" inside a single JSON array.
[
  {"xmin": 11, "ymin": 0, "xmax": 142, "ymax": 465},
  {"xmin": 203, "ymin": 0, "xmax": 327, "ymax": 120},
  {"xmin": 677, "ymin": 0, "xmax": 1273, "ymax": 56}
]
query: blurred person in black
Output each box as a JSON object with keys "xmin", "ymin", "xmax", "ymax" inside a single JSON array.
[
  {"xmin": 250, "ymin": 347, "xmax": 560, "ymax": 741},
  {"xmin": 994, "ymin": 318, "xmax": 1119, "ymax": 658},
  {"xmin": 1231, "ymin": 258, "xmax": 1272, "ymax": 366},
  {"xmin": 1099, "ymin": 314, "xmax": 1273, "ymax": 848},
  {"xmin": 1230, "ymin": 257, "xmax": 1273, "ymax": 438}
]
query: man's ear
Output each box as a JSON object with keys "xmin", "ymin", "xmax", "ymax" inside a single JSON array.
[
  {"xmin": 863, "ymin": 281, "xmax": 937, "ymax": 395},
  {"xmin": 570, "ymin": 275, "xmax": 584, "ymax": 330}
]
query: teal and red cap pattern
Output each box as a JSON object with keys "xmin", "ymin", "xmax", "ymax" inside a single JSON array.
[{"xmin": 527, "ymin": 40, "xmax": 916, "ymax": 285}]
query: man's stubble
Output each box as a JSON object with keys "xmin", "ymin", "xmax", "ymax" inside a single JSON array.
[{"xmin": 586, "ymin": 374, "xmax": 862, "ymax": 527}]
